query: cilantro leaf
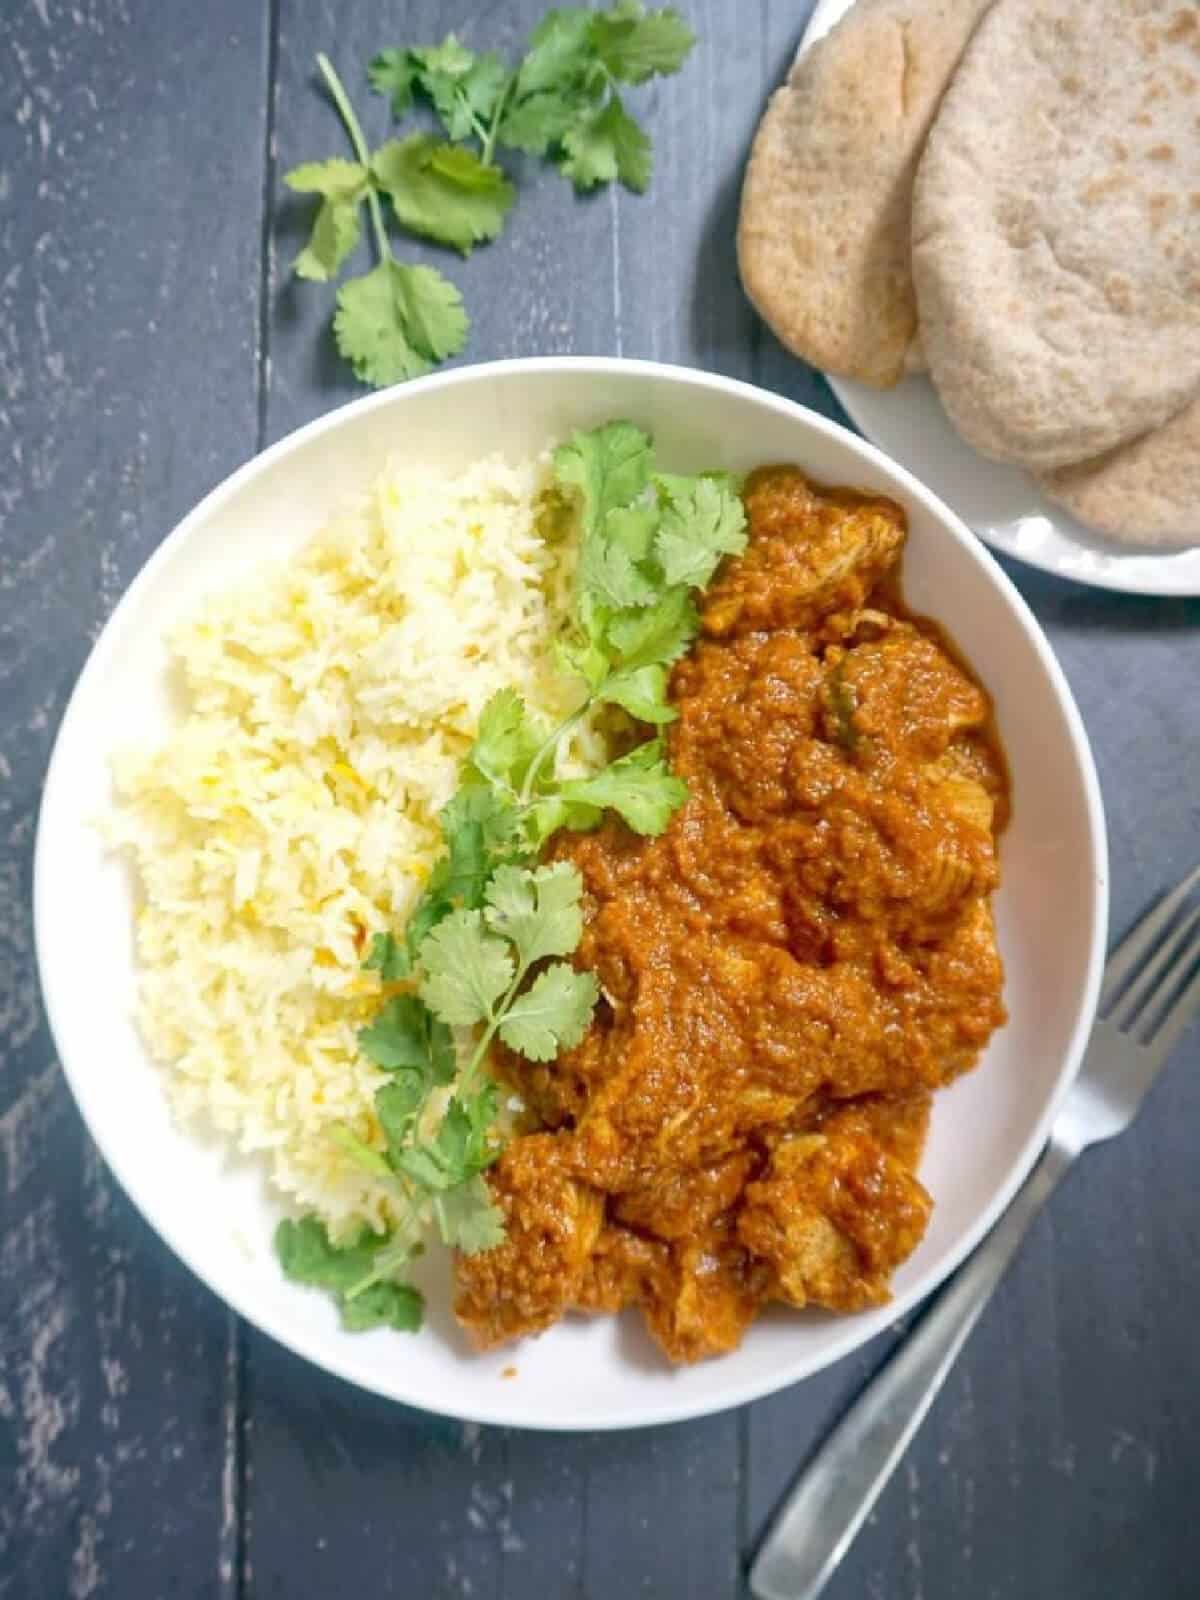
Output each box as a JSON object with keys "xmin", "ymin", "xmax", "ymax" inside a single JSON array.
[
  {"xmin": 375, "ymin": 1076, "xmax": 429, "ymax": 1158},
  {"xmin": 436, "ymin": 1086, "xmax": 501, "ymax": 1175},
  {"xmin": 484, "ymin": 861, "xmax": 585, "ymax": 967},
  {"xmin": 293, "ymin": 203, "xmax": 362, "ymax": 284},
  {"xmin": 654, "ymin": 473, "xmax": 748, "ymax": 588},
  {"xmin": 363, "ymin": 930, "xmax": 407, "ymax": 981},
  {"xmin": 285, "ymin": 157, "xmax": 369, "ymax": 197},
  {"xmin": 400, "ymin": 782, "xmax": 523, "ymax": 966},
  {"xmin": 498, "ymin": 963, "xmax": 599, "ymax": 1061},
  {"xmin": 372, "ymin": 136, "xmax": 514, "ymax": 255},
  {"xmin": 604, "ymin": 586, "xmax": 698, "ymax": 668},
  {"xmin": 285, "ymin": 159, "xmax": 368, "ymax": 281},
  {"xmin": 524, "ymin": 794, "xmax": 603, "ymax": 849},
  {"xmin": 591, "ymin": 5, "xmax": 696, "ymax": 84},
  {"xmin": 598, "ymin": 661, "xmax": 676, "ymax": 724},
  {"xmin": 554, "ymin": 421, "xmax": 653, "ymax": 539},
  {"xmin": 557, "ymin": 739, "xmax": 687, "ymax": 835},
  {"xmin": 274, "ymin": 1216, "xmax": 424, "ymax": 1332},
  {"xmin": 578, "ymin": 535, "xmax": 659, "ymax": 611},
  {"xmin": 514, "ymin": 8, "xmax": 596, "ymax": 95},
  {"xmin": 498, "ymin": 87, "xmax": 590, "ymax": 154},
  {"xmin": 441, "ymin": 780, "xmax": 523, "ymax": 854},
  {"xmin": 368, "ymin": 48, "xmax": 422, "ymax": 117},
  {"xmin": 468, "ymin": 689, "xmax": 549, "ymax": 796},
  {"xmin": 418, "ymin": 43, "xmax": 510, "ymax": 142},
  {"xmin": 413, "ymin": 34, "xmax": 476, "ymax": 78},
  {"xmin": 341, "ymin": 1280, "xmax": 425, "ymax": 1332},
  {"xmin": 418, "ymin": 909, "xmax": 514, "ymax": 1026},
  {"xmin": 559, "ymin": 93, "xmax": 652, "ymax": 192},
  {"xmin": 554, "ymin": 633, "xmax": 611, "ymax": 692},
  {"xmin": 436, "ymin": 781, "xmax": 522, "ymax": 904},
  {"xmin": 394, "ymin": 1085, "xmax": 500, "ymax": 1190},
  {"xmin": 334, "ymin": 261, "xmax": 468, "ymax": 388},
  {"xmin": 576, "ymin": 497, "xmax": 664, "ymax": 612},
  {"xmin": 358, "ymin": 994, "xmax": 455, "ymax": 1080},
  {"xmin": 434, "ymin": 1176, "xmax": 507, "ymax": 1254}
]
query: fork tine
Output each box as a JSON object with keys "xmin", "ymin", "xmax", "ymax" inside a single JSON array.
[
  {"xmin": 1110, "ymin": 903, "xmax": 1200, "ymax": 1031},
  {"xmin": 1143, "ymin": 955, "xmax": 1200, "ymax": 1061},
  {"xmin": 1100, "ymin": 861, "xmax": 1200, "ymax": 1011}
]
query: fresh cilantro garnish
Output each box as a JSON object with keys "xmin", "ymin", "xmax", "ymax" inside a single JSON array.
[
  {"xmin": 275, "ymin": 1216, "xmax": 424, "ymax": 1332},
  {"xmin": 285, "ymin": 55, "xmax": 469, "ymax": 387},
  {"xmin": 285, "ymin": 158, "xmax": 368, "ymax": 281},
  {"xmin": 371, "ymin": 135, "xmax": 515, "ymax": 254},
  {"xmin": 551, "ymin": 422, "xmax": 747, "ymax": 731},
  {"xmin": 555, "ymin": 739, "xmax": 688, "ymax": 835},
  {"xmin": 371, "ymin": 6, "xmax": 693, "ymax": 192},
  {"xmin": 358, "ymin": 994, "xmax": 455, "ymax": 1080},
  {"xmin": 490, "ymin": 4, "xmax": 693, "ymax": 190},
  {"xmin": 483, "ymin": 861, "xmax": 585, "ymax": 966},
  {"xmin": 497, "ymin": 962, "xmax": 598, "ymax": 1061},
  {"xmin": 415, "ymin": 867, "xmax": 599, "ymax": 1072},
  {"xmin": 278, "ymin": 422, "xmax": 746, "ymax": 1335},
  {"xmin": 289, "ymin": 11, "xmax": 694, "ymax": 388}
]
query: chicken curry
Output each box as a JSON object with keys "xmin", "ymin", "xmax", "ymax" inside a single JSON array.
[{"xmin": 455, "ymin": 465, "xmax": 1008, "ymax": 1363}]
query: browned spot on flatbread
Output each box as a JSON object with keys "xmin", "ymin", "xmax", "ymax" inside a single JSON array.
[
  {"xmin": 1110, "ymin": 137, "xmax": 1130, "ymax": 161},
  {"xmin": 1166, "ymin": 9, "xmax": 1198, "ymax": 44},
  {"xmin": 1149, "ymin": 143, "xmax": 1176, "ymax": 160},
  {"xmin": 1172, "ymin": 66, "xmax": 1198, "ymax": 93},
  {"xmin": 1148, "ymin": 191, "xmax": 1178, "ymax": 228},
  {"xmin": 1084, "ymin": 170, "xmax": 1133, "ymax": 203},
  {"xmin": 1105, "ymin": 273, "xmax": 1134, "ymax": 313}
]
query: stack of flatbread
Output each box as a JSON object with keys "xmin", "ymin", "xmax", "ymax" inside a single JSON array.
[{"xmin": 737, "ymin": 0, "xmax": 1200, "ymax": 548}]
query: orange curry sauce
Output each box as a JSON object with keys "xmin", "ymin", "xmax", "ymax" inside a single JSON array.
[{"xmin": 455, "ymin": 466, "xmax": 1008, "ymax": 1362}]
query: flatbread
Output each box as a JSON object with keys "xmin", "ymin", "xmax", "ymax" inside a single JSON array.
[
  {"xmin": 912, "ymin": 0, "xmax": 1200, "ymax": 470},
  {"xmin": 1037, "ymin": 394, "xmax": 1200, "ymax": 547},
  {"xmin": 737, "ymin": 0, "xmax": 994, "ymax": 388}
]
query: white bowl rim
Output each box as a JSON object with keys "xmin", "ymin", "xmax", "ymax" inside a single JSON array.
[{"xmin": 34, "ymin": 355, "xmax": 1109, "ymax": 1430}]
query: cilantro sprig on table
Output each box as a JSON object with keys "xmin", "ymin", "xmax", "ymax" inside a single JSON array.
[
  {"xmin": 286, "ymin": 55, "xmax": 474, "ymax": 386},
  {"xmin": 285, "ymin": 6, "xmax": 695, "ymax": 388},
  {"xmin": 370, "ymin": 3, "xmax": 695, "ymax": 194},
  {"xmin": 275, "ymin": 423, "xmax": 746, "ymax": 1334}
]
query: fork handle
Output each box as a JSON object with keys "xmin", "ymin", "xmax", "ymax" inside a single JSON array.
[{"xmin": 750, "ymin": 1137, "xmax": 1076, "ymax": 1600}]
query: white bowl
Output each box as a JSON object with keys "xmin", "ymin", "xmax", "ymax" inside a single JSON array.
[{"xmin": 34, "ymin": 358, "xmax": 1107, "ymax": 1430}]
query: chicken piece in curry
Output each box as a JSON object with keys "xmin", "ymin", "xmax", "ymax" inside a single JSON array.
[{"xmin": 455, "ymin": 466, "xmax": 1008, "ymax": 1363}]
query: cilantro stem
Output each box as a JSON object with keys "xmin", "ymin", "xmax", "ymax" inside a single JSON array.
[
  {"xmin": 316, "ymin": 52, "xmax": 391, "ymax": 264},
  {"xmin": 344, "ymin": 1211, "xmax": 421, "ymax": 1301},
  {"xmin": 456, "ymin": 946, "xmax": 536, "ymax": 1101},
  {"xmin": 518, "ymin": 697, "xmax": 594, "ymax": 807},
  {"xmin": 479, "ymin": 70, "xmax": 517, "ymax": 168}
]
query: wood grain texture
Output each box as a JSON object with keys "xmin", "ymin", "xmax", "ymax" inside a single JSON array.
[
  {"xmin": 0, "ymin": 2, "xmax": 268, "ymax": 1595},
  {"xmin": 4, "ymin": 1, "xmax": 1199, "ymax": 1597}
]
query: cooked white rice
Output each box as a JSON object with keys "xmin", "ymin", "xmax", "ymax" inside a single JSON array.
[{"xmin": 109, "ymin": 450, "xmax": 599, "ymax": 1235}]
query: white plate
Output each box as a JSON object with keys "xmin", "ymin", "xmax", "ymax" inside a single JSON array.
[
  {"xmin": 35, "ymin": 358, "xmax": 1107, "ymax": 1430},
  {"xmin": 800, "ymin": 0, "xmax": 1200, "ymax": 597}
]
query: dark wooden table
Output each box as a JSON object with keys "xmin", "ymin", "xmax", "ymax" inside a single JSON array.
[{"xmin": 4, "ymin": 3, "xmax": 1199, "ymax": 1596}]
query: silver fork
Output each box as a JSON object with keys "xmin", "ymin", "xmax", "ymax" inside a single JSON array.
[{"xmin": 751, "ymin": 863, "xmax": 1200, "ymax": 1600}]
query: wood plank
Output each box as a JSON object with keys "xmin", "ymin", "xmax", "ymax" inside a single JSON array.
[{"xmin": 0, "ymin": 1, "xmax": 268, "ymax": 1593}]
